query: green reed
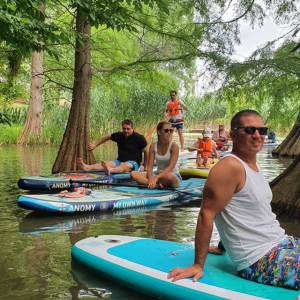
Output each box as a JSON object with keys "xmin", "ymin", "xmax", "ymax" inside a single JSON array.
[{"xmin": 0, "ymin": 89, "xmax": 229, "ymax": 145}]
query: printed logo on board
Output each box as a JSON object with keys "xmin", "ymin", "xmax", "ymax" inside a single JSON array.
[
  {"xmin": 100, "ymin": 202, "xmax": 109, "ymax": 211},
  {"xmin": 59, "ymin": 203, "xmax": 67, "ymax": 211}
]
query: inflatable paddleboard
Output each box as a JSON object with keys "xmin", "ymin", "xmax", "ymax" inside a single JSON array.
[
  {"xmin": 18, "ymin": 178, "xmax": 205, "ymax": 213},
  {"xmin": 72, "ymin": 235, "xmax": 300, "ymax": 300},
  {"xmin": 17, "ymin": 171, "xmax": 132, "ymax": 191},
  {"xmin": 18, "ymin": 156, "xmax": 192, "ymax": 192},
  {"xmin": 179, "ymin": 159, "xmax": 218, "ymax": 178},
  {"xmin": 19, "ymin": 199, "xmax": 197, "ymax": 235}
]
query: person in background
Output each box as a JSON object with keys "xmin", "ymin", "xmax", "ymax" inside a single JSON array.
[
  {"xmin": 212, "ymin": 122, "xmax": 231, "ymax": 151},
  {"xmin": 131, "ymin": 121, "xmax": 181, "ymax": 189},
  {"xmin": 188, "ymin": 128, "xmax": 220, "ymax": 167},
  {"xmin": 165, "ymin": 90, "xmax": 188, "ymax": 152},
  {"xmin": 168, "ymin": 109, "xmax": 299, "ymax": 290},
  {"xmin": 77, "ymin": 119, "xmax": 148, "ymax": 175},
  {"xmin": 265, "ymin": 130, "xmax": 276, "ymax": 143}
]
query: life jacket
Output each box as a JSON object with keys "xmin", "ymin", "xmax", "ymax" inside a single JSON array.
[
  {"xmin": 168, "ymin": 99, "xmax": 180, "ymax": 115},
  {"xmin": 198, "ymin": 138, "xmax": 212, "ymax": 157}
]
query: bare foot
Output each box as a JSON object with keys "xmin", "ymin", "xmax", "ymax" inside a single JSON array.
[
  {"xmin": 77, "ymin": 158, "xmax": 88, "ymax": 171},
  {"xmin": 208, "ymin": 245, "xmax": 226, "ymax": 255},
  {"xmin": 101, "ymin": 161, "xmax": 111, "ymax": 175}
]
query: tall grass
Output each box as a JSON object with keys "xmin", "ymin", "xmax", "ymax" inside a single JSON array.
[
  {"xmin": 0, "ymin": 88, "xmax": 229, "ymax": 145},
  {"xmin": 89, "ymin": 87, "xmax": 228, "ymax": 139},
  {"xmin": 0, "ymin": 124, "xmax": 23, "ymax": 144}
]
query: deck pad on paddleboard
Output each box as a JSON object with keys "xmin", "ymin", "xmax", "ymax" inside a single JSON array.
[
  {"xmin": 17, "ymin": 171, "xmax": 132, "ymax": 191},
  {"xmin": 18, "ymin": 178, "xmax": 205, "ymax": 213},
  {"xmin": 72, "ymin": 235, "xmax": 300, "ymax": 300}
]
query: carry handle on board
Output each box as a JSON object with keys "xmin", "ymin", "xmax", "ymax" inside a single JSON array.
[{"xmin": 69, "ymin": 179, "xmax": 201, "ymax": 196}]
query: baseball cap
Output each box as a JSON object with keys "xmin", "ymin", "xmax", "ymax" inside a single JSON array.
[{"xmin": 202, "ymin": 128, "xmax": 211, "ymax": 138}]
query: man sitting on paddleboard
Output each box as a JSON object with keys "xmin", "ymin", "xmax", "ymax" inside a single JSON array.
[
  {"xmin": 165, "ymin": 90, "xmax": 188, "ymax": 152},
  {"xmin": 188, "ymin": 128, "xmax": 220, "ymax": 167},
  {"xmin": 131, "ymin": 121, "xmax": 182, "ymax": 189},
  {"xmin": 77, "ymin": 119, "xmax": 148, "ymax": 175},
  {"xmin": 212, "ymin": 122, "xmax": 232, "ymax": 151},
  {"xmin": 168, "ymin": 109, "xmax": 300, "ymax": 290}
]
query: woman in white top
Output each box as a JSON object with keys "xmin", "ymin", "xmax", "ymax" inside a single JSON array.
[{"xmin": 130, "ymin": 122, "xmax": 182, "ymax": 189}]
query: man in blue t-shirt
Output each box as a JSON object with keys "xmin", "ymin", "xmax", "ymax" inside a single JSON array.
[
  {"xmin": 77, "ymin": 119, "xmax": 148, "ymax": 175},
  {"xmin": 265, "ymin": 130, "xmax": 276, "ymax": 143}
]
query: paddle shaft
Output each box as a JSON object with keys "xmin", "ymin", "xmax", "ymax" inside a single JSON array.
[{"xmin": 144, "ymin": 113, "xmax": 170, "ymax": 139}]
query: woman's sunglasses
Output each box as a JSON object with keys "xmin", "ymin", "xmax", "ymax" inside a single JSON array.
[
  {"xmin": 161, "ymin": 129, "xmax": 174, "ymax": 133},
  {"xmin": 233, "ymin": 126, "xmax": 268, "ymax": 135}
]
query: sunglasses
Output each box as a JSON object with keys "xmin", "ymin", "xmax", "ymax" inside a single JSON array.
[
  {"xmin": 170, "ymin": 95, "xmax": 176, "ymax": 97},
  {"xmin": 233, "ymin": 126, "xmax": 268, "ymax": 135},
  {"xmin": 161, "ymin": 129, "xmax": 174, "ymax": 133}
]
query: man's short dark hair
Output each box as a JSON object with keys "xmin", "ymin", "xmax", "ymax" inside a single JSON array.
[
  {"xmin": 170, "ymin": 90, "xmax": 177, "ymax": 94},
  {"xmin": 231, "ymin": 110, "xmax": 262, "ymax": 130},
  {"xmin": 122, "ymin": 119, "xmax": 133, "ymax": 127}
]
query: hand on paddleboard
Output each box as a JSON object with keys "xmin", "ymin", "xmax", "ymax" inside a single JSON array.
[{"xmin": 167, "ymin": 264, "xmax": 204, "ymax": 282}]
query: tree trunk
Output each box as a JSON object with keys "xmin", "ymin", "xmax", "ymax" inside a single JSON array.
[
  {"xmin": 52, "ymin": 7, "xmax": 95, "ymax": 173},
  {"xmin": 272, "ymin": 110, "xmax": 300, "ymax": 157},
  {"xmin": 17, "ymin": 3, "xmax": 45, "ymax": 145},
  {"xmin": 270, "ymin": 154, "xmax": 300, "ymax": 218},
  {"xmin": 270, "ymin": 110, "xmax": 300, "ymax": 218},
  {"xmin": 16, "ymin": 47, "xmax": 44, "ymax": 144}
]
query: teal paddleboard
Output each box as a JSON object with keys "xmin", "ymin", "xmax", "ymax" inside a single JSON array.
[{"xmin": 72, "ymin": 235, "xmax": 300, "ymax": 300}]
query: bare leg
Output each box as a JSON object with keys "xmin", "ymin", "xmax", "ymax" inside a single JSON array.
[
  {"xmin": 77, "ymin": 158, "xmax": 104, "ymax": 171},
  {"xmin": 101, "ymin": 161, "xmax": 111, "ymax": 175},
  {"xmin": 220, "ymin": 145, "xmax": 229, "ymax": 151},
  {"xmin": 102, "ymin": 162, "xmax": 133, "ymax": 175},
  {"xmin": 197, "ymin": 156, "xmax": 203, "ymax": 167},
  {"xmin": 130, "ymin": 171, "xmax": 149, "ymax": 185},
  {"xmin": 177, "ymin": 128, "xmax": 184, "ymax": 151},
  {"xmin": 203, "ymin": 156, "xmax": 208, "ymax": 167},
  {"xmin": 208, "ymin": 246, "xmax": 226, "ymax": 255},
  {"xmin": 196, "ymin": 155, "xmax": 201, "ymax": 167},
  {"xmin": 157, "ymin": 173, "xmax": 180, "ymax": 188}
]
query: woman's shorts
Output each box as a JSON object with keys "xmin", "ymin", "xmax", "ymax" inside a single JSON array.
[{"xmin": 154, "ymin": 171, "xmax": 182, "ymax": 183}]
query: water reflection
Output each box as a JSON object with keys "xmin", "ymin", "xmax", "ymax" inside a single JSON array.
[{"xmin": 0, "ymin": 144, "xmax": 297, "ymax": 300}]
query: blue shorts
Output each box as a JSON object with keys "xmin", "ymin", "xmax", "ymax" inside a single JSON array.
[
  {"xmin": 171, "ymin": 123, "xmax": 183, "ymax": 130},
  {"xmin": 175, "ymin": 173, "xmax": 182, "ymax": 182},
  {"xmin": 112, "ymin": 160, "xmax": 139, "ymax": 171},
  {"xmin": 154, "ymin": 171, "xmax": 182, "ymax": 183},
  {"xmin": 169, "ymin": 119, "xmax": 183, "ymax": 130},
  {"xmin": 238, "ymin": 237, "xmax": 300, "ymax": 290}
]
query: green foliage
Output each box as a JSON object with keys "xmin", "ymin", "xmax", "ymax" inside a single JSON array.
[
  {"xmin": 0, "ymin": 124, "xmax": 23, "ymax": 143},
  {"xmin": 0, "ymin": 107, "xmax": 27, "ymax": 125},
  {"xmin": 43, "ymin": 101, "xmax": 70, "ymax": 145},
  {"xmin": 0, "ymin": 0, "xmax": 63, "ymax": 55},
  {"xmin": 0, "ymin": 112, "xmax": 11, "ymax": 125},
  {"xmin": 213, "ymin": 38, "xmax": 300, "ymax": 130},
  {"xmin": 183, "ymin": 94, "xmax": 227, "ymax": 127}
]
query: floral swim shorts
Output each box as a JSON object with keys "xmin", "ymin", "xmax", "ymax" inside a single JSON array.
[{"xmin": 238, "ymin": 237, "xmax": 300, "ymax": 290}]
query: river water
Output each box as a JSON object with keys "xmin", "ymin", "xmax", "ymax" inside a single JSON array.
[{"xmin": 0, "ymin": 142, "xmax": 299, "ymax": 300}]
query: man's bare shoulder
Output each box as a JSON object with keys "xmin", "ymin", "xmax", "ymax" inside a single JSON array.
[{"xmin": 209, "ymin": 156, "xmax": 244, "ymax": 178}]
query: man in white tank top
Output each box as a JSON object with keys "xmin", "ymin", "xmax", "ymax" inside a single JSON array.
[{"xmin": 168, "ymin": 109, "xmax": 300, "ymax": 290}]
